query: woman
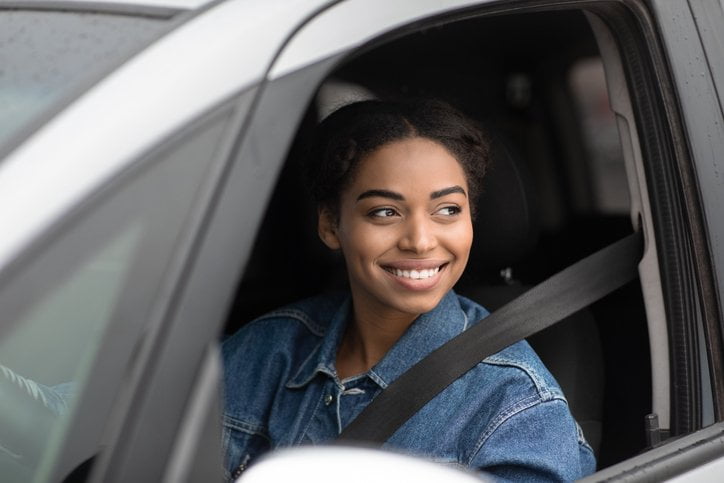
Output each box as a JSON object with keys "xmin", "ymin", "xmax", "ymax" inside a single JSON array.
[{"xmin": 222, "ymin": 99, "xmax": 596, "ymax": 481}]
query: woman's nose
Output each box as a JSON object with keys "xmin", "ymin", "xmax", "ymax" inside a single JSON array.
[{"xmin": 398, "ymin": 215, "xmax": 437, "ymax": 253}]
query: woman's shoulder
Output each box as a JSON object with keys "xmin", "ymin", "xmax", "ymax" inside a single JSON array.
[
  {"xmin": 480, "ymin": 340, "xmax": 565, "ymax": 402},
  {"xmin": 221, "ymin": 291, "xmax": 348, "ymax": 360},
  {"xmin": 221, "ymin": 291, "xmax": 349, "ymax": 419},
  {"xmin": 453, "ymin": 293, "xmax": 565, "ymax": 401}
]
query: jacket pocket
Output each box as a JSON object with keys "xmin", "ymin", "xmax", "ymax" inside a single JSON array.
[{"xmin": 223, "ymin": 418, "xmax": 271, "ymax": 481}]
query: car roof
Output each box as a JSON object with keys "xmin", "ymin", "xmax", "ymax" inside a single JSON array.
[{"xmin": 0, "ymin": 0, "xmax": 213, "ymax": 11}]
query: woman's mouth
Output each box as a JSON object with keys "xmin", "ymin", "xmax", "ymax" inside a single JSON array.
[
  {"xmin": 380, "ymin": 262, "xmax": 449, "ymax": 290},
  {"xmin": 383, "ymin": 266, "xmax": 441, "ymax": 280}
]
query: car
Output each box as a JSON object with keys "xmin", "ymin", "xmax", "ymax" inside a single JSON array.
[{"xmin": 0, "ymin": 0, "xmax": 723, "ymax": 481}]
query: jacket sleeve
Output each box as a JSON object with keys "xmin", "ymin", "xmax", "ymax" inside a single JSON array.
[
  {"xmin": 0, "ymin": 364, "xmax": 75, "ymax": 464},
  {"xmin": 471, "ymin": 397, "xmax": 596, "ymax": 481},
  {"xmin": 0, "ymin": 363, "xmax": 73, "ymax": 416}
]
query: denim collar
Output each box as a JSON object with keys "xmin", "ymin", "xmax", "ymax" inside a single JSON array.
[{"xmin": 286, "ymin": 290, "xmax": 470, "ymax": 390}]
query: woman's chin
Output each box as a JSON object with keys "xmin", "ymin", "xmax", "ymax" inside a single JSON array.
[{"xmin": 384, "ymin": 292, "xmax": 448, "ymax": 318}]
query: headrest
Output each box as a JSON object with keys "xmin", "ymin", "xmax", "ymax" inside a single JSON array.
[{"xmin": 466, "ymin": 133, "xmax": 539, "ymax": 275}]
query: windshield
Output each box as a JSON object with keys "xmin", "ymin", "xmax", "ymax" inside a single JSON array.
[{"xmin": 0, "ymin": 7, "xmax": 171, "ymax": 155}]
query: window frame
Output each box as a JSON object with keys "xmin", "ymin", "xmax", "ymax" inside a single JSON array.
[
  {"xmin": 234, "ymin": 0, "xmax": 723, "ymax": 479},
  {"xmin": 587, "ymin": 0, "xmax": 724, "ymax": 435},
  {"xmin": 0, "ymin": 97, "xmax": 248, "ymax": 482},
  {"xmin": 41, "ymin": 0, "xmax": 722, "ymax": 480},
  {"xmin": 63, "ymin": 94, "xmax": 256, "ymax": 483}
]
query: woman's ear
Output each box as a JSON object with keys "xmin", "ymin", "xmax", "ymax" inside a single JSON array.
[{"xmin": 318, "ymin": 207, "xmax": 341, "ymax": 250}]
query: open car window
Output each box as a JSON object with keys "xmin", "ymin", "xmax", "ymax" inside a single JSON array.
[{"xmin": 220, "ymin": 0, "xmax": 722, "ymax": 480}]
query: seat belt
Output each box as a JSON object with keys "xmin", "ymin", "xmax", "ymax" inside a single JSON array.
[{"xmin": 338, "ymin": 230, "xmax": 643, "ymax": 444}]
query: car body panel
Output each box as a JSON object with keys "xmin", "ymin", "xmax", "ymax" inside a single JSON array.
[
  {"xmin": 269, "ymin": 0, "xmax": 495, "ymax": 80},
  {"xmin": 0, "ymin": 0, "xmax": 211, "ymax": 11},
  {"xmin": 653, "ymin": 0, "xmax": 724, "ymax": 319},
  {"xmin": 669, "ymin": 453, "xmax": 724, "ymax": 483},
  {"xmin": 0, "ymin": 0, "xmax": 330, "ymax": 273},
  {"xmin": 99, "ymin": 57, "xmax": 344, "ymax": 483},
  {"xmin": 580, "ymin": 421, "xmax": 724, "ymax": 482}
]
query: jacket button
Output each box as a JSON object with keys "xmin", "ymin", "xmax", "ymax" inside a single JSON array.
[{"xmin": 324, "ymin": 394, "xmax": 334, "ymax": 405}]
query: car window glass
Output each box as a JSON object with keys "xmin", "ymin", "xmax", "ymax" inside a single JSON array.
[
  {"xmin": 0, "ymin": 223, "xmax": 142, "ymax": 382},
  {"xmin": 0, "ymin": 9, "xmax": 170, "ymax": 153},
  {"xmin": 0, "ymin": 109, "xmax": 231, "ymax": 483}
]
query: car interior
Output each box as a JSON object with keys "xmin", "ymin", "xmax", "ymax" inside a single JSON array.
[{"xmin": 224, "ymin": 7, "xmax": 652, "ymax": 472}]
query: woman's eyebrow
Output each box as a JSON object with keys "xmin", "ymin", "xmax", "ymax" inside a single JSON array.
[
  {"xmin": 356, "ymin": 189, "xmax": 405, "ymax": 202},
  {"xmin": 430, "ymin": 186, "xmax": 467, "ymax": 199}
]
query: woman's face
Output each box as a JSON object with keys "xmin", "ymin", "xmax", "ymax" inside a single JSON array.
[{"xmin": 319, "ymin": 137, "xmax": 473, "ymax": 319}]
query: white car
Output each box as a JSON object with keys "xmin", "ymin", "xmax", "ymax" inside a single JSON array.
[{"xmin": 1, "ymin": 0, "xmax": 723, "ymax": 481}]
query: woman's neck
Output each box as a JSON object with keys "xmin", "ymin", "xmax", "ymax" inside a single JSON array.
[{"xmin": 335, "ymin": 303, "xmax": 417, "ymax": 380}]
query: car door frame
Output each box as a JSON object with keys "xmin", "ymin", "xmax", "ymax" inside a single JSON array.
[{"xmin": 84, "ymin": 0, "xmax": 724, "ymax": 480}]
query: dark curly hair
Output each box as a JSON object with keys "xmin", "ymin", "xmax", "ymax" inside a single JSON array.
[{"xmin": 303, "ymin": 99, "xmax": 489, "ymax": 220}]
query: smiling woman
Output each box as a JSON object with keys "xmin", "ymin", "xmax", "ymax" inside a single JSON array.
[
  {"xmin": 317, "ymin": 136, "xmax": 475, "ymax": 378},
  {"xmin": 221, "ymin": 99, "xmax": 595, "ymax": 481}
]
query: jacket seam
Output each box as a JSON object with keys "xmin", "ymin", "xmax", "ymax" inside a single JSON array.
[
  {"xmin": 469, "ymin": 395, "xmax": 568, "ymax": 465},
  {"xmin": 482, "ymin": 357, "xmax": 560, "ymax": 400},
  {"xmin": 286, "ymin": 342, "xmax": 326, "ymax": 388},
  {"xmin": 223, "ymin": 415, "xmax": 271, "ymax": 443},
  {"xmin": 249, "ymin": 308, "xmax": 326, "ymax": 337},
  {"xmin": 296, "ymin": 392, "xmax": 325, "ymax": 444}
]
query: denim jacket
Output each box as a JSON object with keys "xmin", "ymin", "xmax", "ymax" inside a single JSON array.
[{"xmin": 222, "ymin": 291, "xmax": 596, "ymax": 481}]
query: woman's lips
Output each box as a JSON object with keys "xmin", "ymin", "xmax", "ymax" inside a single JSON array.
[{"xmin": 380, "ymin": 262, "xmax": 448, "ymax": 290}]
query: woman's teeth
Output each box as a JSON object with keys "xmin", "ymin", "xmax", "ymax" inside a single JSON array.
[{"xmin": 387, "ymin": 266, "xmax": 440, "ymax": 280}]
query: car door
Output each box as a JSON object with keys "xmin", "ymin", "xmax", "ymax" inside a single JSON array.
[
  {"xmin": 192, "ymin": 0, "xmax": 721, "ymax": 481},
  {"xmin": 0, "ymin": 1, "xmax": 330, "ymax": 482},
  {"xmin": 132, "ymin": 0, "xmax": 721, "ymax": 481},
  {"xmin": 584, "ymin": 0, "xmax": 724, "ymax": 478}
]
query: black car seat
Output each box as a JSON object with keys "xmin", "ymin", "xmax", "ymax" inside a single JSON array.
[
  {"xmin": 224, "ymin": 105, "xmax": 338, "ymax": 334},
  {"xmin": 458, "ymin": 133, "xmax": 604, "ymax": 456}
]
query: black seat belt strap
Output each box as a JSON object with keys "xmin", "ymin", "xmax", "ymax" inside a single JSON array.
[{"xmin": 338, "ymin": 230, "xmax": 644, "ymax": 444}]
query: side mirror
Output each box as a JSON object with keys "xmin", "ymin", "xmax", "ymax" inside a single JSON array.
[{"xmin": 240, "ymin": 446, "xmax": 489, "ymax": 482}]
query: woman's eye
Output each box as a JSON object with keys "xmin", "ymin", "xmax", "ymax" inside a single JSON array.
[
  {"xmin": 435, "ymin": 206, "xmax": 462, "ymax": 216},
  {"xmin": 369, "ymin": 208, "xmax": 399, "ymax": 218}
]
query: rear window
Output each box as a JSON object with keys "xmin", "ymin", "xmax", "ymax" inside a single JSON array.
[{"xmin": 0, "ymin": 8, "xmax": 171, "ymax": 153}]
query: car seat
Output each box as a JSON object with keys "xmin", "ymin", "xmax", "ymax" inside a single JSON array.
[{"xmin": 457, "ymin": 132, "xmax": 604, "ymax": 456}]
